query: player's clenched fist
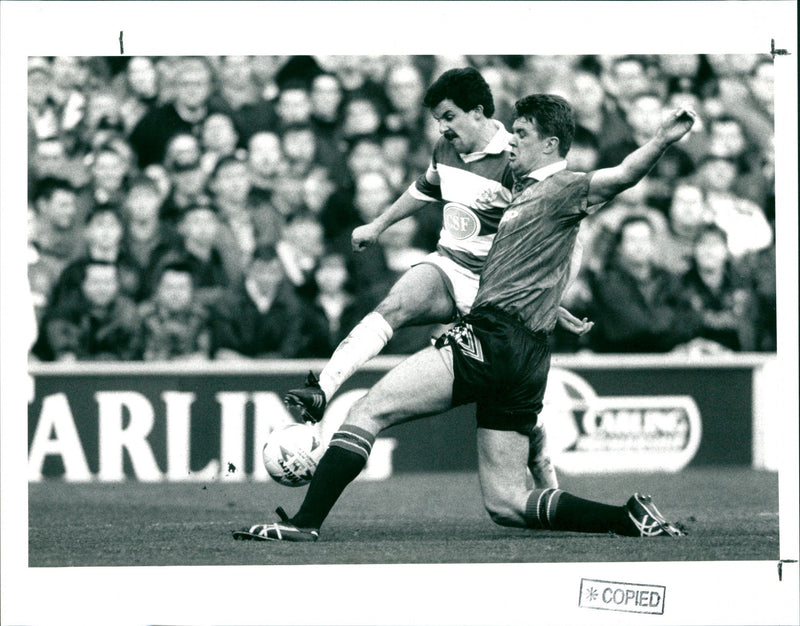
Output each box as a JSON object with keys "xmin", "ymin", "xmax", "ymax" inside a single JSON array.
[
  {"xmin": 658, "ymin": 106, "xmax": 697, "ymax": 144},
  {"xmin": 352, "ymin": 222, "xmax": 383, "ymax": 252}
]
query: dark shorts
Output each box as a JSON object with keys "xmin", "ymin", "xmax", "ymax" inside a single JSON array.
[{"xmin": 434, "ymin": 304, "xmax": 551, "ymax": 432}]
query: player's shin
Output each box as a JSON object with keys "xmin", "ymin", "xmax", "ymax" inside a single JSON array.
[
  {"xmin": 318, "ymin": 312, "xmax": 394, "ymax": 399},
  {"xmin": 523, "ymin": 489, "xmax": 636, "ymax": 535},
  {"xmin": 289, "ymin": 425, "xmax": 376, "ymax": 530}
]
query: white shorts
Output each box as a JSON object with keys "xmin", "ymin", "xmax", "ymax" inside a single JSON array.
[{"xmin": 415, "ymin": 252, "xmax": 480, "ymax": 316}]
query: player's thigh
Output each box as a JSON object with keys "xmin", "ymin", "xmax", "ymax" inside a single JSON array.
[
  {"xmin": 476, "ymin": 427, "xmax": 531, "ymax": 516},
  {"xmin": 345, "ymin": 345, "xmax": 454, "ymax": 434},
  {"xmin": 375, "ymin": 264, "xmax": 456, "ymax": 327}
]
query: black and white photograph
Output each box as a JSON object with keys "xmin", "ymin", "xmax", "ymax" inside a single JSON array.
[{"xmin": 1, "ymin": 2, "xmax": 798, "ymax": 625}]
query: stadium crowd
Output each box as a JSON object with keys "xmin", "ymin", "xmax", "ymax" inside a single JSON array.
[{"xmin": 26, "ymin": 54, "xmax": 777, "ymax": 362}]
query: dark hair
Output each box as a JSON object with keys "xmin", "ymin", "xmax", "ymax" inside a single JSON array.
[
  {"xmin": 603, "ymin": 214, "xmax": 654, "ymax": 270},
  {"xmin": 156, "ymin": 260, "xmax": 196, "ymax": 287},
  {"xmin": 423, "ymin": 67, "xmax": 495, "ymax": 118},
  {"xmin": 79, "ymin": 259, "xmax": 118, "ymax": 283},
  {"xmin": 210, "ymin": 154, "xmax": 247, "ymax": 180},
  {"xmin": 694, "ymin": 222, "xmax": 728, "ymax": 245},
  {"xmin": 513, "ymin": 94, "xmax": 576, "ymax": 157},
  {"xmin": 33, "ymin": 177, "xmax": 75, "ymax": 202},
  {"xmin": 85, "ymin": 204, "xmax": 123, "ymax": 225}
]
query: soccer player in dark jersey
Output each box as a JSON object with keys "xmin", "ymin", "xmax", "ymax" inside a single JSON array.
[
  {"xmin": 285, "ymin": 68, "xmax": 590, "ymax": 489},
  {"xmin": 235, "ymin": 95, "xmax": 695, "ymax": 542}
]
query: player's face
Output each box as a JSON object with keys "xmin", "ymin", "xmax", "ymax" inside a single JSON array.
[
  {"xmin": 430, "ymin": 99, "xmax": 483, "ymax": 155},
  {"xmin": 508, "ymin": 117, "xmax": 551, "ymax": 175}
]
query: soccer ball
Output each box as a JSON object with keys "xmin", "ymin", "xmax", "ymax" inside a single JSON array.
[{"xmin": 262, "ymin": 423, "xmax": 324, "ymax": 487}]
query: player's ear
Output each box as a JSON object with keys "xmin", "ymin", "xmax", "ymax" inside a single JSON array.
[
  {"xmin": 472, "ymin": 104, "xmax": 484, "ymax": 119},
  {"xmin": 544, "ymin": 136, "xmax": 560, "ymax": 154}
]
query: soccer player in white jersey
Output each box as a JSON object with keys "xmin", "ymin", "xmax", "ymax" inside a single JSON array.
[
  {"xmin": 285, "ymin": 68, "xmax": 589, "ymax": 489},
  {"xmin": 235, "ymin": 96, "xmax": 695, "ymax": 543}
]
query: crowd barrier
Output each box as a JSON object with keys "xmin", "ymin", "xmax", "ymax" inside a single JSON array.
[{"xmin": 27, "ymin": 353, "xmax": 781, "ymax": 482}]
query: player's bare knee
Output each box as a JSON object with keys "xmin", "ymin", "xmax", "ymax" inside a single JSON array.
[{"xmin": 345, "ymin": 393, "xmax": 393, "ymax": 434}]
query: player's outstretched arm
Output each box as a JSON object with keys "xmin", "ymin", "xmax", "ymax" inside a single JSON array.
[
  {"xmin": 352, "ymin": 190, "xmax": 430, "ymax": 252},
  {"xmin": 586, "ymin": 107, "xmax": 697, "ymax": 209}
]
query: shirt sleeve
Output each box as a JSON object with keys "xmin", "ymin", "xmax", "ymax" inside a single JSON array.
[{"xmin": 409, "ymin": 140, "xmax": 444, "ymax": 202}]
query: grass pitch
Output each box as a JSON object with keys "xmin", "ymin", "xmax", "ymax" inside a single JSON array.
[{"xmin": 29, "ymin": 467, "xmax": 779, "ymax": 567}]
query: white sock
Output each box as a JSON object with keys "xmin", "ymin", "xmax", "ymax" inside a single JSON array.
[{"xmin": 318, "ymin": 312, "xmax": 394, "ymax": 400}]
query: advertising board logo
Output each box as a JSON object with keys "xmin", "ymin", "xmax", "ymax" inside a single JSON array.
[
  {"xmin": 540, "ymin": 368, "xmax": 702, "ymax": 473},
  {"xmin": 442, "ymin": 202, "xmax": 480, "ymax": 240}
]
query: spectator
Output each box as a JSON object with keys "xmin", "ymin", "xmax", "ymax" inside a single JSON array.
[
  {"xmin": 340, "ymin": 94, "xmax": 385, "ymax": 141},
  {"xmin": 657, "ymin": 54, "xmax": 710, "ymax": 97},
  {"xmin": 27, "ymin": 58, "xmax": 60, "ymax": 141},
  {"xmin": 138, "ymin": 261, "xmax": 211, "ymax": 361},
  {"xmin": 694, "ymin": 155, "xmax": 773, "ymax": 259},
  {"xmin": 589, "ymin": 215, "xmax": 701, "ymax": 353},
  {"xmin": 566, "ymin": 125, "xmax": 601, "ymax": 173},
  {"xmin": 79, "ymin": 89, "xmax": 126, "ymax": 152},
  {"xmin": 383, "ymin": 62, "xmax": 426, "ymax": 136},
  {"xmin": 200, "ymin": 112, "xmax": 240, "ymax": 172},
  {"xmin": 659, "ymin": 181, "xmax": 711, "ymax": 276},
  {"xmin": 30, "ymin": 177, "xmax": 85, "ymax": 283},
  {"xmin": 210, "ymin": 245, "xmax": 329, "ymax": 359},
  {"xmin": 280, "ymin": 123, "xmax": 323, "ymax": 179},
  {"xmin": 84, "ymin": 141, "xmax": 132, "ymax": 209},
  {"xmin": 380, "ymin": 129, "xmax": 416, "ymax": 192},
  {"xmin": 122, "ymin": 177, "xmax": 171, "ymax": 271},
  {"xmin": 214, "ymin": 55, "xmax": 260, "ymax": 111},
  {"xmin": 129, "ymin": 56, "xmax": 217, "ymax": 168},
  {"xmin": 680, "ymin": 224, "xmax": 756, "ymax": 353},
  {"xmin": 29, "ymin": 137, "xmax": 88, "ymax": 197},
  {"xmin": 309, "ymin": 71, "xmax": 346, "ymax": 159},
  {"xmin": 208, "ymin": 155, "xmax": 256, "ymax": 280},
  {"xmin": 146, "ymin": 202, "xmax": 233, "ymax": 307},
  {"xmin": 246, "ymin": 131, "xmax": 285, "ymax": 193},
  {"xmin": 601, "ymin": 55, "xmax": 655, "ymax": 109},
  {"xmin": 579, "ymin": 181, "xmax": 669, "ymax": 276},
  {"xmin": 740, "ymin": 243, "xmax": 776, "ymax": 352},
  {"xmin": 159, "ymin": 140, "xmax": 208, "ymax": 229},
  {"xmin": 34, "ymin": 260, "xmax": 140, "ymax": 361},
  {"xmin": 61, "ymin": 205, "xmax": 143, "ymax": 301},
  {"xmin": 276, "ymin": 215, "xmax": 326, "ymax": 299},
  {"xmin": 311, "ymin": 252, "xmax": 357, "ymax": 347},
  {"xmin": 273, "ymin": 80, "xmax": 313, "ymax": 130},
  {"xmin": 247, "ymin": 186, "xmax": 285, "ymax": 249},
  {"xmin": 117, "ymin": 56, "xmax": 160, "ymax": 133},
  {"xmin": 705, "ymin": 115, "xmax": 770, "ymax": 207}
]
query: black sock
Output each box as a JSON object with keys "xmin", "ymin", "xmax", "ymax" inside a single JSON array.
[
  {"xmin": 290, "ymin": 425, "xmax": 374, "ymax": 530},
  {"xmin": 525, "ymin": 489, "xmax": 636, "ymax": 535}
]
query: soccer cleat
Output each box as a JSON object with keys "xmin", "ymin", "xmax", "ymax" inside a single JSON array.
[
  {"xmin": 284, "ymin": 371, "xmax": 327, "ymax": 423},
  {"xmin": 626, "ymin": 493, "xmax": 685, "ymax": 537},
  {"xmin": 232, "ymin": 507, "xmax": 319, "ymax": 542}
]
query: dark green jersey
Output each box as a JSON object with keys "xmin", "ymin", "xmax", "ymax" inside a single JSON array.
[{"xmin": 472, "ymin": 169, "xmax": 592, "ymax": 333}]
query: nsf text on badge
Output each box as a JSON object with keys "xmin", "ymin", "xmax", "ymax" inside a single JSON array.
[{"xmin": 579, "ymin": 578, "xmax": 666, "ymax": 615}]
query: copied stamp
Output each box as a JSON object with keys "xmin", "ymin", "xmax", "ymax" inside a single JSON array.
[{"xmin": 579, "ymin": 578, "xmax": 666, "ymax": 615}]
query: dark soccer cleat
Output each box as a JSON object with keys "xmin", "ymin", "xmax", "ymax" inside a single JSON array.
[
  {"xmin": 232, "ymin": 507, "xmax": 319, "ymax": 542},
  {"xmin": 284, "ymin": 371, "xmax": 327, "ymax": 423},
  {"xmin": 626, "ymin": 493, "xmax": 685, "ymax": 537}
]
